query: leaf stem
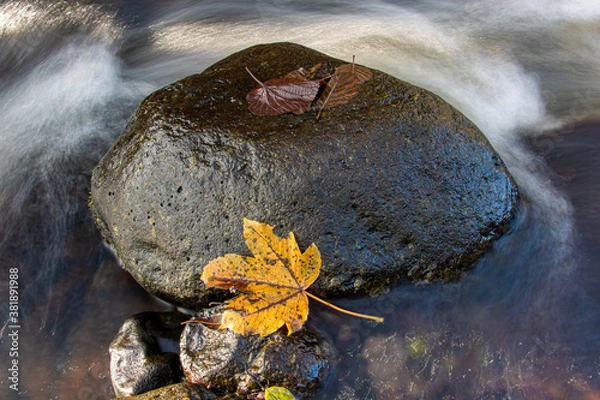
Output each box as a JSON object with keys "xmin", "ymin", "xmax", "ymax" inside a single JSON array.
[
  {"xmin": 316, "ymin": 81, "xmax": 337, "ymax": 120},
  {"xmin": 245, "ymin": 67, "xmax": 265, "ymax": 87},
  {"xmin": 306, "ymin": 291, "xmax": 384, "ymax": 323}
]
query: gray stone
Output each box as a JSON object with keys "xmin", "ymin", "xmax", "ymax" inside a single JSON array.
[
  {"xmin": 111, "ymin": 382, "xmax": 216, "ymax": 400},
  {"xmin": 91, "ymin": 42, "xmax": 518, "ymax": 309},
  {"xmin": 109, "ymin": 312, "xmax": 187, "ymax": 397},
  {"xmin": 179, "ymin": 322, "xmax": 330, "ymax": 398}
]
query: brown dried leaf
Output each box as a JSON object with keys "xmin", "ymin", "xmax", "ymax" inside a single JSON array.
[
  {"xmin": 334, "ymin": 63, "xmax": 373, "ymax": 84},
  {"xmin": 245, "ymin": 68, "xmax": 321, "ymax": 115},
  {"xmin": 284, "ymin": 68, "xmax": 308, "ymax": 80},
  {"xmin": 308, "ymin": 62, "xmax": 335, "ymax": 80},
  {"xmin": 316, "ymin": 62, "xmax": 373, "ymax": 116},
  {"xmin": 182, "ymin": 315, "xmax": 223, "ymax": 329}
]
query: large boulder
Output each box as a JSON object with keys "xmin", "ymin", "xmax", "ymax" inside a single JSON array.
[{"xmin": 91, "ymin": 42, "xmax": 518, "ymax": 310}]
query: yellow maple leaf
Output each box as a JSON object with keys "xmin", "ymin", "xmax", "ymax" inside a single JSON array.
[
  {"xmin": 201, "ymin": 218, "xmax": 319, "ymax": 336},
  {"xmin": 201, "ymin": 218, "xmax": 383, "ymax": 337}
]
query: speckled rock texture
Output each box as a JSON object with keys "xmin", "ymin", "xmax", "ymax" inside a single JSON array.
[
  {"xmin": 90, "ymin": 42, "xmax": 518, "ymax": 310},
  {"xmin": 111, "ymin": 382, "xmax": 216, "ymax": 400},
  {"xmin": 179, "ymin": 322, "xmax": 331, "ymax": 399}
]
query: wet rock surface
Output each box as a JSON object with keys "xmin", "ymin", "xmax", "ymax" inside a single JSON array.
[
  {"xmin": 91, "ymin": 42, "xmax": 519, "ymax": 309},
  {"xmin": 179, "ymin": 322, "xmax": 331, "ymax": 399},
  {"xmin": 112, "ymin": 381, "xmax": 217, "ymax": 400},
  {"xmin": 109, "ymin": 311, "xmax": 187, "ymax": 397}
]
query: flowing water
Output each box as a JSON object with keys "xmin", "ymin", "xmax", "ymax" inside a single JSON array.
[{"xmin": 1, "ymin": 1, "xmax": 599, "ymax": 399}]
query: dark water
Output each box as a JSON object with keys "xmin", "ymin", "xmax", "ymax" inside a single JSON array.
[{"xmin": 1, "ymin": 1, "xmax": 599, "ymax": 399}]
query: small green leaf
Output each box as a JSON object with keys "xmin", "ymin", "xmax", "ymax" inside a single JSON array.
[{"xmin": 265, "ymin": 386, "xmax": 297, "ymax": 400}]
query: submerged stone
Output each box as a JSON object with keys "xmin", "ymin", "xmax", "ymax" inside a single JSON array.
[{"xmin": 91, "ymin": 42, "xmax": 518, "ymax": 309}]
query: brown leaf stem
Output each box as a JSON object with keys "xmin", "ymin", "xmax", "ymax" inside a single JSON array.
[
  {"xmin": 305, "ymin": 291, "xmax": 384, "ymax": 323},
  {"xmin": 316, "ymin": 80, "xmax": 337, "ymax": 120},
  {"xmin": 245, "ymin": 66, "xmax": 264, "ymax": 87}
]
